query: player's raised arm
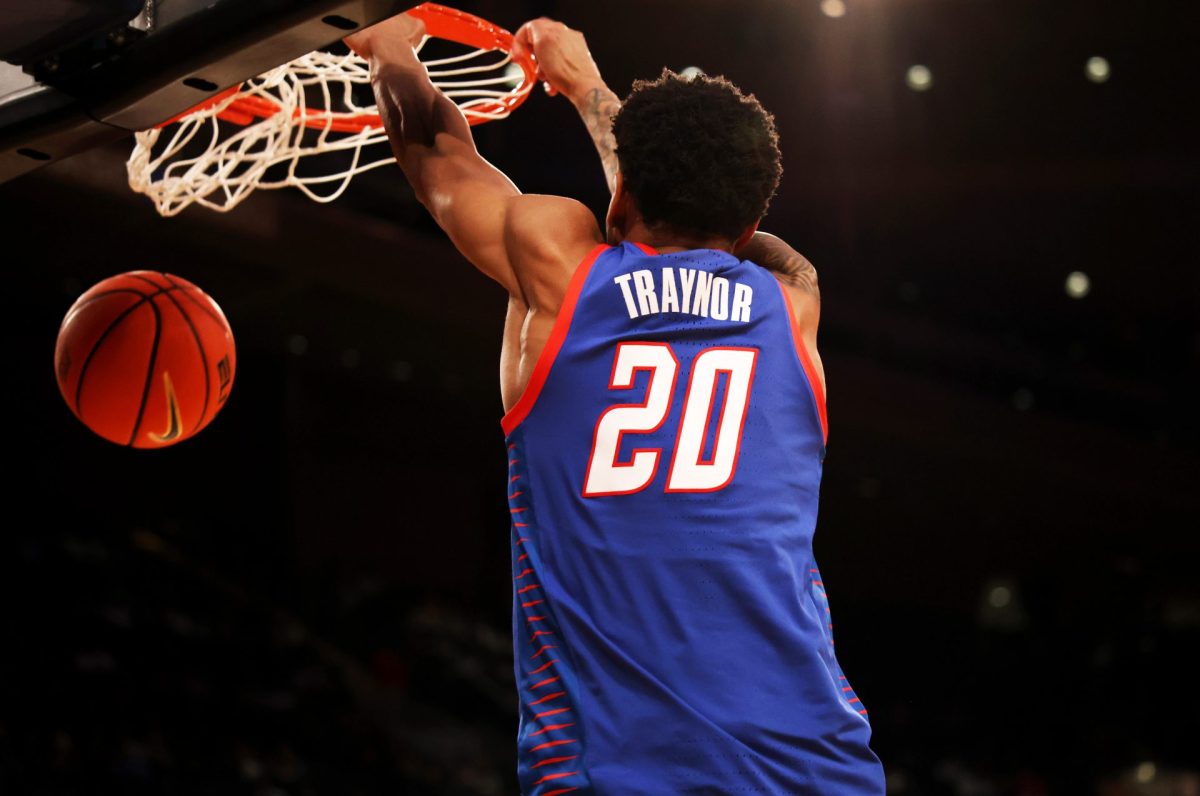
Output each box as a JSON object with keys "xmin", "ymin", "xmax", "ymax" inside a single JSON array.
[
  {"xmin": 515, "ymin": 18, "xmax": 622, "ymax": 194},
  {"xmin": 343, "ymin": 14, "xmax": 600, "ymax": 298},
  {"xmin": 736, "ymin": 231, "xmax": 826, "ymax": 395}
]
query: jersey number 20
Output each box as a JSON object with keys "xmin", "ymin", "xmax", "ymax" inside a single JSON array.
[{"xmin": 583, "ymin": 343, "xmax": 759, "ymax": 496}]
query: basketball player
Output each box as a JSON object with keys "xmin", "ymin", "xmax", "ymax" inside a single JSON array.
[{"xmin": 345, "ymin": 12, "xmax": 885, "ymax": 794}]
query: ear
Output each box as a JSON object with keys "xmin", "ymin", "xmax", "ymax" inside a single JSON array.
[
  {"xmin": 732, "ymin": 219, "xmax": 760, "ymax": 252},
  {"xmin": 605, "ymin": 172, "xmax": 629, "ymax": 243}
]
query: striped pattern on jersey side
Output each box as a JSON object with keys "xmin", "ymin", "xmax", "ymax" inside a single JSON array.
[
  {"xmin": 810, "ymin": 565, "xmax": 869, "ymax": 718},
  {"xmin": 508, "ymin": 441, "xmax": 590, "ymax": 795}
]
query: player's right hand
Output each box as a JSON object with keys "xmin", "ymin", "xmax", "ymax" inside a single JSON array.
[
  {"xmin": 344, "ymin": 10, "xmax": 426, "ymax": 60},
  {"xmin": 513, "ymin": 18, "xmax": 604, "ymax": 101}
]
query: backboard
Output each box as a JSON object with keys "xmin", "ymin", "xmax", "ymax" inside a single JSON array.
[{"xmin": 0, "ymin": 0, "xmax": 412, "ymax": 184}]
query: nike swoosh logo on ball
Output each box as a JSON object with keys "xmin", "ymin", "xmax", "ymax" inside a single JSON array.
[{"xmin": 149, "ymin": 372, "xmax": 182, "ymax": 443}]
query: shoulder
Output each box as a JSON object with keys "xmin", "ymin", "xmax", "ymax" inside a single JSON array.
[
  {"xmin": 506, "ymin": 194, "xmax": 602, "ymax": 251},
  {"xmin": 505, "ymin": 195, "xmax": 605, "ymax": 306}
]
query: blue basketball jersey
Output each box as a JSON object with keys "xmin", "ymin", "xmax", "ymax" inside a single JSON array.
[{"xmin": 500, "ymin": 242, "xmax": 885, "ymax": 795}]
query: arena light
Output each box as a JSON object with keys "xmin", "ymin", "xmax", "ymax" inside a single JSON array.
[
  {"xmin": 820, "ymin": 0, "xmax": 847, "ymax": 18},
  {"xmin": 979, "ymin": 577, "xmax": 1026, "ymax": 631},
  {"xmin": 1086, "ymin": 56, "xmax": 1111, "ymax": 83},
  {"xmin": 1012, "ymin": 388, "xmax": 1034, "ymax": 411},
  {"xmin": 679, "ymin": 66, "xmax": 705, "ymax": 80},
  {"xmin": 905, "ymin": 64, "xmax": 933, "ymax": 91},
  {"xmin": 1136, "ymin": 762, "xmax": 1157, "ymax": 784},
  {"xmin": 390, "ymin": 360, "xmax": 413, "ymax": 382},
  {"xmin": 1065, "ymin": 271, "xmax": 1091, "ymax": 299},
  {"xmin": 287, "ymin": 334, "xmax": 309, "ymax": 356}
]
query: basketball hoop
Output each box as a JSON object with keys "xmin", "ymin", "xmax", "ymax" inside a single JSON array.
[{"xmin": 126, "ymin": 3, "xmax": 536, "ymax": 217}]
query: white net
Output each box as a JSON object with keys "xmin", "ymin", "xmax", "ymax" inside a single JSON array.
[{"xmin": 127, "ymin": 38, "xmax": 531, "ymax": 216}]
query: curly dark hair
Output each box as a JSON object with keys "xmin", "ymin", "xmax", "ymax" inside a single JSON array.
[{"xmin": 611, "ymin": 69, "xmax": 783, "ymax": 241}]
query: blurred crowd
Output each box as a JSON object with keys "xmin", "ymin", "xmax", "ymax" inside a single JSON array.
[
  {"xmin": 0, "ymin": 523, "xmax": 515, "ymax": 795},
  {"xmin": 1, "ymin": 521, "xmax": 1196, "ymax": 795}
]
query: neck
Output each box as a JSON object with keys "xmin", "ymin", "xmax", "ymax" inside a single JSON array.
[{"xmin": 614, "ymin": 220, "xmax": 735, "ymax": 254}]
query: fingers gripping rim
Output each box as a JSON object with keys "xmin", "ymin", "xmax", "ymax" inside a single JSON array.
[{"xmin": 407, "ymin": 2, "xmax": 538, "ymax": 122}]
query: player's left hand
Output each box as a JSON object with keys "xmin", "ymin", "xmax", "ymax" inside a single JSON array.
[
  {"xmin": 344, "ymin": 10, "xmax": 427, "ymax": 60},
  {"xmin": 513, "ymin": 17, "xmax": 604, "ymax": 101}
]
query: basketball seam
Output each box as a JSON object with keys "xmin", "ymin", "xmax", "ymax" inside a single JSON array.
[
  {"xmin": 60, "ymin": 289, "xmax": 149, "ymax": 333},
  {"xmin": 72, "ymin": 285, "xmax": 182, "ymax": 416},
  {"xmin": 128, "ymin": 272, "xmax": 172, "ymax": 291},
  {"xmin": 163, "ymin": 273, "xmax": 227, "ymax": 327},
  {"xmin": 73, "ymin": 296, "xmax": 157, "ymax": 419}
]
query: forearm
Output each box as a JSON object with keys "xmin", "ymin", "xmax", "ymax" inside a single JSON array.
[
  {"xmin": 568, "ymin": 82, "xmax": 622, "ymax": 194},
  {"xmin": 736, "ymin": 232, "xmax": 819, "ymax": 296},
  {"xmin": 367, "ymin": 40, "xmax": 479, "ymax": 204}
]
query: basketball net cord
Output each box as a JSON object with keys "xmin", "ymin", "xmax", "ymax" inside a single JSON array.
[{"xmin": 127, "ymin": 38, "xmax": 530, "ymax": 216}]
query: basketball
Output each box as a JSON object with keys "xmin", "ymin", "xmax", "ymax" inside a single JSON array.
[{"xmin": 54, "ymin": 271, "xmax": 236, "ymax": 448}]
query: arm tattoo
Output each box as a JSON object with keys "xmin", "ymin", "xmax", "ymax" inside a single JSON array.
[
  {"xmin": 582, "ymin": 87, "xmax": 621, "ymax": 194},
  {"xmin": 740, "ymin": 234, "xmax": 820, "ymax": 299}
]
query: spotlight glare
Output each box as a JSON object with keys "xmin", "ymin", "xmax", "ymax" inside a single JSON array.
[
  {"xmin": 988, "ymin": 586, "xmax": 1012, "ymax": 608},
  {"xmin": 820, "ymin": 0, "xmax": 847, "ymax": 18},
  {"xmin": 679, "ymin": 65, "xmax": 705, "ymax": 80},
  {"xmin": 503, "ymin": 61, "xmax": 524, "ymax": 90},
  {"xmin": 1135, "ymin": 762, "xmax": 1157, "ymax": 784},
  {"xmin": 1086, "ymin": 56, "xmax": 1111, "ymax": 83},
  {"xmin": 906, "ymin": 64, "xmax": 933, "ymax": 91},
  {"xmin": 1065, "ymin": 271, "xmax": 1091, "ymax": 299}
]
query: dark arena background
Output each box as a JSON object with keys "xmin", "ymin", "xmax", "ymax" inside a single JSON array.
[{"xmin": 2, "ymin": 1, "xmax": 1199, "ymax": 794}]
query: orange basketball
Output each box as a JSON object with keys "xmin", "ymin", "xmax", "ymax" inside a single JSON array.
[{"xmin": 54, "ymin": 271, "xmax": 236, "ymax": 448}]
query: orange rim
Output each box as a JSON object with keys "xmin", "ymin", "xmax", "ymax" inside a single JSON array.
[{"xmin": 158, "ymin": 2, "xmax": 536, "ymax": 131}]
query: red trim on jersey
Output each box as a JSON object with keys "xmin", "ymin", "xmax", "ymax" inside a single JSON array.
[
  {"xmin": 695, "ymin": 369, "xmax": 732, "ymax": 467},
  {"xmin": 632, "ymin": 241, "xmax": 658, "ymax": 256},
  {"xmin": 776, "ymin": 281, "xmax": 829, "ymax": 443},
  {"xmin": 501, "ymin": 244, "xmax": 611, "ymax": 436}
]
